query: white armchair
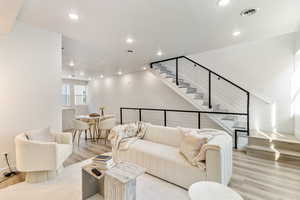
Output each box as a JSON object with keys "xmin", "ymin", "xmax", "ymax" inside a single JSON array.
[{"xmin": 15, "ymin": 129, "xmax": 73, "ymax": 183}]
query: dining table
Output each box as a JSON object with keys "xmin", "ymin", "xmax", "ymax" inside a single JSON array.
[{"xmin": 75, "ymin": 114, "xmax": 101, "ymax": 142}]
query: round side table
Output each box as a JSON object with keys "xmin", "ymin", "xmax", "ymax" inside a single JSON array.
[{"xmin": 189, "ymin": 181, "xmax": 243, "ymax": 200}]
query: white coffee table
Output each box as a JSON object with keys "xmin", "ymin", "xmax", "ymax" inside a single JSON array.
[{"xmin": 189, "ymin": 182, "xmax": 243, "ymax": 200}]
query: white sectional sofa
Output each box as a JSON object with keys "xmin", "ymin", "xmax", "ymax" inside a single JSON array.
[{"xmin": 117, "ymin": 124, "xmax": 232, "ymax": 189}]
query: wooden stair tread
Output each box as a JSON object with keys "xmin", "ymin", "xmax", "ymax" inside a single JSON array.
[
  {"xmin": 247, "ymin": 145, "xmax": 300, "ymax": 158},
  {"xmin": 250, "ymin": 131, "xmax": 300, "ymax": 144}
]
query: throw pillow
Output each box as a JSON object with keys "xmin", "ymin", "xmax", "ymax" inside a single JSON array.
[
  {"xmin": 179, "ymin": 129, "xmax": 211, "ymax": 167},
  {"xmin": 27, "ymin": 127, "xmax": 55, "ymax": 142}
]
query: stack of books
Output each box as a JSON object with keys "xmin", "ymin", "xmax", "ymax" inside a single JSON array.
[{"xmin": 92, "ymin": 155, "xmax": 114, "ymax": 170}]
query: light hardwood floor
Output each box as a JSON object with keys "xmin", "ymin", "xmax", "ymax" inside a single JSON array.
[{"xmin": 1, "ymin": 139, "xmax": 300, "ymax": 200}]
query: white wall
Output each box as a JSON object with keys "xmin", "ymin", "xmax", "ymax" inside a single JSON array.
[
  {"xmin": 0, "ymin": 22, "xmax": 62, "ymax": 169},
  {"xmin": 88, "ymin": 71, "xmax": 220, "ymax": 129},
  {"xmin": 188, "ymin": 33, "xmax": 295, "ymax": 134},
  {"xmin": 293, "ymin": 31, "xmax": 300, "ymax": 139}
]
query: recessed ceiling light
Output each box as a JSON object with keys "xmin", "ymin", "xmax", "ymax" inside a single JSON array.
[
  {"xmin": 80, "ymin": 71, "xmax": 85, "ymax": 76},
  {"xmin": 143, "ymin": 67, "xmax": 147, "ymax": 70},
  {"xmin": 126, "ymin": 38, "xmax": 133, "ymax": 44},
  {"xmin": 69, "ymin": 13, "xmax": 79, "ymax": 21},
  {"xmin": 232, "ymin": 31, "xmax": 241, "ymax": 37},
  {"xmin": 217, "ymin": 0, "xmax": 230, "ymax": 7},
  {"xmin": 118, "ymin": 71, "xmax": 122, "ymax": 75},
  {"xmin": 157, "ymin": 50, "xmax": 163, "ymax": 56},
  {"xmin": 100, "ymin": 74, "xmax": 104, "ymax": 78},
  {"xmin": 69, "ymin": 61, "xmax": 74, "ymax": 67}
]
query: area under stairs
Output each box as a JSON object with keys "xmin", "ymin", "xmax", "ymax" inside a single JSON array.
[
  {"xmin": 151, "ymin": 62, "xmax": 248, "ymax": 141},
  {"xmin": 246, "ymin": 131, "xmax": 300, "ymax": 163}
]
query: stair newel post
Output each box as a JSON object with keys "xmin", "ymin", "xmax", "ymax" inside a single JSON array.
[
  {"xmin": 247, "ymin": 92, "xmax": 250, "ymax": 136},
  {"xmin": 176, "ymin": 58, "xmax": 179, "ymax": 86},
  {"xmin": 208, "ymin": 71, "xmax": 212, "ymax": 109}
]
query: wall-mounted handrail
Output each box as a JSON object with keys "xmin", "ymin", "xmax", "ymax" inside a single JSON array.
[{"xmin": 120, "ymin": 107, "xmax": 248, "ymax": 148}]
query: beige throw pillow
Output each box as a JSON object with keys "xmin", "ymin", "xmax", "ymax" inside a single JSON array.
[{"xmin": 179, "ymin": 129, "xmax": 211, "ymax": 167}]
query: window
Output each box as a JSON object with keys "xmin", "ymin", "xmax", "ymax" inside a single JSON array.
[
  {"xmin": 62, "ymin": 84, "xmax": 70, "ymax": 106},
  {"xmin": 74, "ymin": 85, "xmax": 87, "ymax": 105}
]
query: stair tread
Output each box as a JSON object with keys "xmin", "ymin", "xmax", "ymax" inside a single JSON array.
[
  {"xmin": 247, "ymin": 145, "xmax": 300, "ymax": 157},
  {"xmin": 249, "ymin": 134, "xmax": 300, "ymax": 145}
]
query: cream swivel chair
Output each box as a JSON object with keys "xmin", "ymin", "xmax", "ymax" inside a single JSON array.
[
  {"xmin": 72, "ymin": 119, "xmax": 92, "ymax": 145},
  {"xmin": 15, "ymin": 128, "xmax": 72, "ymax": 183},
  {"xmin": 98, "ymin": 115, "xmax": 116, "ymax": 144}
]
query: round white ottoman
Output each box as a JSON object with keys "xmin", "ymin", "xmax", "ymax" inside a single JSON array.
[{"xmin": 189, "ymin": 182, "xmax": 243, "ymax": 200}]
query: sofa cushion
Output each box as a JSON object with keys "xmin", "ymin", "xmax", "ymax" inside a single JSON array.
[
  {"xmin": 143, "ymin": 125, "xmax": 183, "ymax": 147},
  {"xmin": 118, "ymin": 139, "xmax": 206, "ymax": 188}
]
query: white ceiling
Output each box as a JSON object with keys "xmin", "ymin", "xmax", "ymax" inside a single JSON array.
[
  {"xmin": 17, "ymin": 0, "xmax": 300, "ymax": 77},
  {"xmin": 0, "ymin": 0, "xmax": 24, "ymax": 35}
]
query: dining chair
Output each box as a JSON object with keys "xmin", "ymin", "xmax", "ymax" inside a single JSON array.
[
  {"xmin": 72, "ymin": 119, "xmax": 92, "ymax": 146},
  {"xmin": 97, "ymin": 115, "xmax": 116, "ymax": 144}
]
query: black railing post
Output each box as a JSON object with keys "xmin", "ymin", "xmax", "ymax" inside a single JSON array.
[
  {"xmin": 139, "ymin": 108, "xmax": 142, "ymax": 121},
  {"xmin": 198, "ymin": 112, "xmax": 201, "ymax": 129},
  {"xmin": 176, "ymin": 58, "xmax": 179, "ymax": 86},
  {"xmin": 247, "ymin": 92, "xmax": 250, "ymax": 136},
  {"xmin": 234, "ymin": 130, "xmax": 238, "ymax": 149},
  {"xmin": 208, "ymin": 72, "xmax": 212, "ymax": 109},
  {"xmin": 164, "ymin": 110, "xmax": 167, "ymax": 126},
  {"xmin": 120, "ymin": 108, "xmax": 123, "ymax": 124}
]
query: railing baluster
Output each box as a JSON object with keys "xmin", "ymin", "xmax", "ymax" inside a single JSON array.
[
  {"xmin": 176, "ymin": 58, "xmax": 179, "ymax": 86},
  {"xmin": 247, "ymin": 92, "xmax": 250, "ymax": 136},
  {"xmin": 120, "ymin": 108, "xmax": 123, "ymax": 124},
  {"xmin": 209, "ymin": 72, "xmax": 212, "ymax": 109},
  {"xmin": 139, "ymin": 109, "xmax": 142, "ymax": 121},
  {"xmin": 198, "ymin": 112, "xmax": 201, "ymax": 129},
  {"xmin": 164, "ymin": 110, "xmax": 167, "ymax": 126}
]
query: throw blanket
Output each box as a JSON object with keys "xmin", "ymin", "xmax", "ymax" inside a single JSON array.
[{"xmin": 108, "ymin": 121, "xmax": 150, "ymax": 162}]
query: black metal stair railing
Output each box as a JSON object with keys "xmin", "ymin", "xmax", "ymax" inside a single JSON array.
[
  {"xmin": 149, "ymin": 56, "xmax": 250, "ymax": 138},
  {"xmin": 120, "ymin": 107, "xmax": 248, "ymax": 149}
]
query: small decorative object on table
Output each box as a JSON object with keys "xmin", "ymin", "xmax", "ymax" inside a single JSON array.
[{"xmin": 99, "ymin": 107, "xmax": 105, "ymax": 116}]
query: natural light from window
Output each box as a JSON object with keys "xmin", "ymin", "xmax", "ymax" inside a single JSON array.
[
  {"xmin": 74, "ymin": 85, "xmax": 87, "ymax": 105},
  {"xmin": 62, "ymin": 84, "xmax": 70, "ymax": 106}
]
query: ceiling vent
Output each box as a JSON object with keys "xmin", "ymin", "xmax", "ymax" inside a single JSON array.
[
  {"xmin": 240, "ymin": 8, "xmax": 259, "ymax": 17},
  {"xmin": 127, "ymin": 50, "xmax": 134, "ymax": 53}
]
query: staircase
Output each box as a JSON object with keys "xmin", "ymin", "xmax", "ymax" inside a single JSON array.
[
  {"xmin": 150, "ymin": 56, "xmax": 249, "ymax": 148},
  {"xmin": 246, "ymin": 131, "xmax": 300, "ymax": 163}
]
